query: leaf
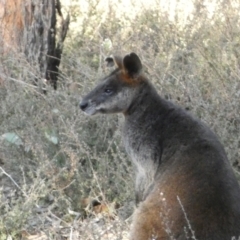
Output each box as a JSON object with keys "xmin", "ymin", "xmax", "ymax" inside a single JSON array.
[
  {"xmin": 1, "ymin": 132, "xmax": 23, "ymax": 146},
  {"xmin": 44, "ymin": 131, "xmax": 58, "ymax": 145},
  {"xmin": 101, "ymin": 38, "xmax": 113, "ymax": 51},
  {"xmin": 52, "ymin": 108, "xmax": 59, "ymax": 114}
]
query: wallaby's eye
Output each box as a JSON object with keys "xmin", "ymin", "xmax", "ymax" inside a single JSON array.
[{"xmin": 104, "ymin": 88, "xmax": 113, "ymax": 95}]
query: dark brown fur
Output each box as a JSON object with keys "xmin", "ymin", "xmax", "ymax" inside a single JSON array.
[{"xmin": 80, "ymin": 52, "xmax": 240, "ymax": 239}]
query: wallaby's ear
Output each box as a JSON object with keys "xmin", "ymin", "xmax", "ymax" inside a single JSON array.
[
  {"xmin": 123, "ymin": 52, "xmax": 142, "ymax": 78},
  {"xmin": 105, "ymin": 56, "xmax": 123, "ymax": 69},
  {"xmin": 105, "ymin": 57, "xmax": 115, "ymax": 67}
]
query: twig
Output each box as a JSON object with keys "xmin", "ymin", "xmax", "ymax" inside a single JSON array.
[
  {"xmin": 8, "ymin": 77, "xmax": 38, "ymax": 88},
  {"xmin": 0, "ymin": 166, "xmax": 28, "ymax": 197},
  {"xmin": 177, "ymin": 196, "xmax": 197, "ymax": 240}
]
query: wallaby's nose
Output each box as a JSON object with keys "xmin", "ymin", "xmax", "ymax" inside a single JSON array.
[{"xmin": 80, "ymin": 100, "xmax": 88, "ymax": 111}]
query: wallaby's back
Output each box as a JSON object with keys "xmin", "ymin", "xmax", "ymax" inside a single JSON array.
[{"xmin": 80, "ymin": 52, "xmax": 240, "ymax": 239}]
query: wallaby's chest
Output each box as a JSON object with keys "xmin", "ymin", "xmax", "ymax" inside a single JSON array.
[
  {"xmin": 122, "ymin": 120, "xmax": 160, "ymax": 170},
  {"xmin": 122, "ymin": 119, "xmax": 163, "ymax": 201}
]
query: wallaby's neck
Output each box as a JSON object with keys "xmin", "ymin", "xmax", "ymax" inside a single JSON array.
[{"xmin": 124, "ymin": 79, "xmax": 168, "ymax": 121}]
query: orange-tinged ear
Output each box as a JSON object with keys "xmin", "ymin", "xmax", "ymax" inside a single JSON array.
[
  {"xmin": 123, "ymin": 52, "xmax": 142, "ymax": 78},
  {"xmin": 105, "ymin": 55, "xmax": 123, "ymax": 69},
  {"xmin": 105, "ymin": 53, "xmax": 143, "ymax": 81}
]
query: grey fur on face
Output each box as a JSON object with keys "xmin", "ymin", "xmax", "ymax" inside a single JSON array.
[{"xmin": 80, "ymin": 72, "xmax": 140, "ymax": 115}]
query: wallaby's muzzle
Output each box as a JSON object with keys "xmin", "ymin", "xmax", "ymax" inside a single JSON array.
[
  {"xmin": 79, "ymin": 100, "xmax": 88, "ymax": 111},
  {"xmin": 79, "ymin": 98, "xmax": 98, "ymax": 116}
]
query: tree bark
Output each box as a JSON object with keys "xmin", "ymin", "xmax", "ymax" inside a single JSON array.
[{"xmin": 0, "ymin": 0, "xmax": 69, "ymax": 90}]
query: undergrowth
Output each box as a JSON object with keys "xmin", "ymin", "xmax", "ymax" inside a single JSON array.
[{"xmin": 0, "ymin": 0, "xmax": 240, "ymax": 239}]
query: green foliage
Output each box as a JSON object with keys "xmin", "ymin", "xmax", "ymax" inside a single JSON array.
[{"xmin": 1, "ymin": 132, "xmax": 23, "ymax": 146}]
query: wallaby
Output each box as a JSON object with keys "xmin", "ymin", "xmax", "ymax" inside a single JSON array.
[{"xmin": 80, "ymin": 52, "xmax": 240, "ymax": 239}]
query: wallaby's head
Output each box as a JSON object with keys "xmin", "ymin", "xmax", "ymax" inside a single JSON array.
[{"xmin": 80, "ymin": 52, "xmax": 143, "ymax": 115}]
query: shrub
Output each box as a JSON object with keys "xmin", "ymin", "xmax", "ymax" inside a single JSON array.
[{"xmin": 0, "ymin": 0, "xmax": 240, "ymax": 238}]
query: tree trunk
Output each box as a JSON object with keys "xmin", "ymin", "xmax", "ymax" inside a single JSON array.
[{"xmin": 0, "ymin": 0, "xmax": 69, "ymax": 90}]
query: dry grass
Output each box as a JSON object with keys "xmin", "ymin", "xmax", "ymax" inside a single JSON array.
[{"xmin": 0, "ymin": 0, "xmax": 240, "ymax": 239}]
